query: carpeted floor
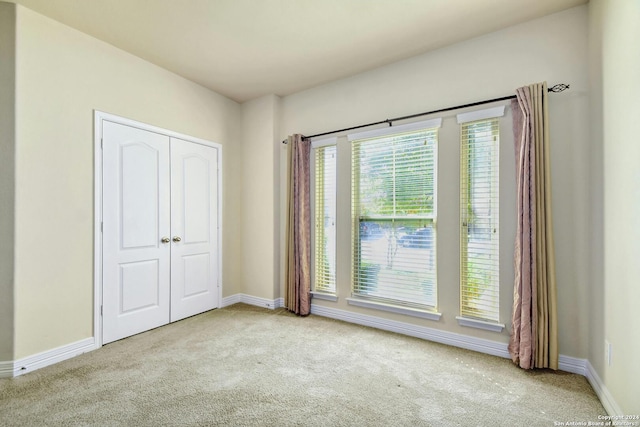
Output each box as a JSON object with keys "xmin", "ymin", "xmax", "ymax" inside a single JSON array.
[{"xmin": 0, "ymin": 304, "xmax": 606, "ymax": 426}]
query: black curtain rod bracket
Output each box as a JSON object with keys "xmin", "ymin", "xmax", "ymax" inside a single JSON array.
[{"xmin": 282, "ymin": 83, "xmax": 569, "ymax": 144}]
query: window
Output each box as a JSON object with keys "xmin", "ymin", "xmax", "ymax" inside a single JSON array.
[
  {"xmin": 350, "ymin": 121, "xmax": 439, "ymax": 309},
  {"xmin": 314, "ymin": 144, "xmax": 337, "ymax": 294},
  {"xmin": 459, "ymin": 116, "xmax": 500, "ymax": 322}
]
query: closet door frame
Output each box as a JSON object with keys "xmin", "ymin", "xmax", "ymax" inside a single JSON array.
[{"xmin": 93, "ymin": 110, "xmax": 223, "ymax": 348}]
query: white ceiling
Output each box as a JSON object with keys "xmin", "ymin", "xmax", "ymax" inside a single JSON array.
[{"xmin": 11, "ymin": 0, "xmax": 586, "ymax": 103}]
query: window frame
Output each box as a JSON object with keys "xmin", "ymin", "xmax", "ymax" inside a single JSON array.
[
  {"xmin": 457, "ymin": 106, "xmax": 505, "ymax": 331},
  {"xmin": 312, "ymin": 138, "xmax": 338, "ymax": 298},
  {"xmin": 348, "ymin": 120, "xmax": 441, "ymax": 314}
]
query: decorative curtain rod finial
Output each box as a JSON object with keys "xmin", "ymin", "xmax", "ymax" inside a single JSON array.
[
  {"xmin": 548, "ymin": 83, "xmax": 570, "ymax": 93},
  {"xmin": 282, "ymin": 135, "xmax": 308, "ymax": 144}
]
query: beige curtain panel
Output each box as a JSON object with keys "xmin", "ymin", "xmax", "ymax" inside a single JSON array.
[
  {"xmin": 285, "ymin": 134, "xmax": 312, "ymax": 316},
  {"xmin": 508, "ymin": 82, "xmax": 558, "ymax": 370}
]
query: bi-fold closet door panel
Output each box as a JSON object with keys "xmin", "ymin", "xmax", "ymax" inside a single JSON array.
[
  {"xmin": 170, "ymin": 137, "xmax": 219, "ymax": 323},
  {"xmin": 102, "ymin": 121, "xmax": 172, "ymax": 344},
  {"xmin": 102, "ymin": 121, "xmax": 219, "ymax": 344}
]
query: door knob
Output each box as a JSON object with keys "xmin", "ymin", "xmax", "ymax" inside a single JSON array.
[
  {"xmin": 161, "ymin": 237, "xmax": 170, "ymax": 243},
  {"xmin": 172, "ymin": 236, "xmax": 182, "ymax": 242}
]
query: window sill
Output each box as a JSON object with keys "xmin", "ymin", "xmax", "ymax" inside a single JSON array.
[
  {"xmin": 311, "ymin": 292, "xmax": 338, "ymax": 302},
  {"xmin": 455, "ymin": 316, "xmax": 505, "ymax": 333},
  {"xmin": 346, "ymin": 298, "xmax": 441, "ymax": 321}
]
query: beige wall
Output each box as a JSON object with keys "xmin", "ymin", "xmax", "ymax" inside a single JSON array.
[
  {"xmin": 598, "ymin": 0, "xmax": 640, "ymax": 414},
  {"xmin": 0, "ymin": 1, "xmax": 16, "ymax": 362},
  {"xmin": 240, "ymin": 94, "xmax": 282, "ymax": 300},
  {"xmin": 13, "ymin": 5, "xmax": 242, "ymax": 359},
  {"xmin": 278, "ymin": 6, "xmax": 590, "ymax": 357}
]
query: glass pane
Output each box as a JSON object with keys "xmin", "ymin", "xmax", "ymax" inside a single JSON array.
[
  {"xmin": 460, "ymin": 119, "xmax": 499, "ymax": 321},
  {"xmin": 354, "ymin": 219, "xmax": 436, "ymax": 307},
  {"xmin": 356, "ymin": 131, "xmax": 436, "ymax": 217},
  {"xmin": 315, "ymin": 146, "xmax": 336, "ymax": 293}
]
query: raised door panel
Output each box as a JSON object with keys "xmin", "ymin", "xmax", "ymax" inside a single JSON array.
[
  {"xmin": 170, "ymin": 137, "xmax": 219, "ymax": 322},
  {"xmin": 102, "ymin": 121, "xmax": 171, "ymax": 344}
]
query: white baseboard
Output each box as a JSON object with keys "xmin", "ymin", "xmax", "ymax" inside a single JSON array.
[
  {"xmin": 0, "ymin": 337, "xmax": 97, "ymax": 379},
  {"xmin": 585, "ymin": 360, "xmax": 623, "ymax": 416},
  {"xmin": 310, "ymin": 303, "xmax": 511, "ymax": 359},
  {"xmin": 0, "ymin": 360, "xmax": 14, "ymax": 378},
  {"xmin": 240, "ymin": 294, "xmax": 280, "ymax": 309},
  {"xmin": 222, "ymin": 293, "xmax": 284, "ymax": 310},
  {"xmin": 558, "ymin": 354, "xmax": 587, "ymax": 376},
  {"xmin": 221, "ymin": 294, "xmax": 242, "ymax": 307}
]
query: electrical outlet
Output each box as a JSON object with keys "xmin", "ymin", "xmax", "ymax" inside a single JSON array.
[{"xmin": 605, "ymin": 340, "xmax": 612, "ymax": 366}]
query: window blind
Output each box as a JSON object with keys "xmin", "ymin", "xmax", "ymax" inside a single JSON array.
[
  {"xmin": 351, "ymin": 127, "xmax": 438, "ymax": 309},
  {"xmin": 460, "ymin": 118, "xmax": 500, "ymax": 322},
  {"xmin": 314, "ymin": 145, "xmax": 337, "ymax": 293}
]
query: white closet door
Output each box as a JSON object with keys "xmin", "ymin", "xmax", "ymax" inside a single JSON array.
[
  {"xmin": 102, "ymin": 121, "xmax": 171, "ymax": 344},
  {"xmin": 170, "ymin": 137, "xmax": 219, "ymax": 321}
]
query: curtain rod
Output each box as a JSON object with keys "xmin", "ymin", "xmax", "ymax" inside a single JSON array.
[{"xmin": 281, "ymin": 83, "xmax": 570, "ymax": 144}]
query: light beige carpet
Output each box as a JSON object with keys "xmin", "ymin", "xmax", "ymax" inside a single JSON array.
[{"xmin": 0, "ymin": 304, "xmax": 605, "ymax": 426}]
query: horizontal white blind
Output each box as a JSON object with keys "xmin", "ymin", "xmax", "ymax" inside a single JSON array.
[
  {"xmin": 352, "ymin": 128, "xmax": 438, "ymax": 309},
  {"xmin": 460, "ymin": 118, "xmax": 499, "ymax": 322},
  {"xmin": 314, "ymin": 145, "xmax": 337, "ymax": 293}
]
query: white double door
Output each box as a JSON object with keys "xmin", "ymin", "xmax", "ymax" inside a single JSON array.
[{"xmin": 102, "ymin": 121, "xmax": 219, "ymax": 344}]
